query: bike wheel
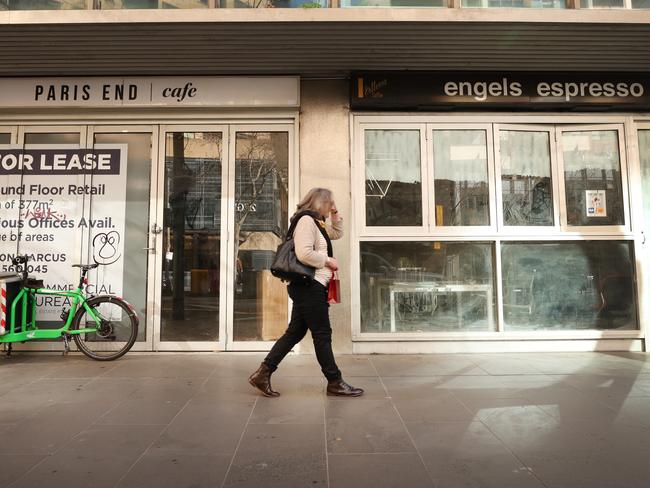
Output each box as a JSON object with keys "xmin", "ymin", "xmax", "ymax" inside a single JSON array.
[{"xmin": 71, "ymin": 296, "xmax": 139, "ymax": 361}]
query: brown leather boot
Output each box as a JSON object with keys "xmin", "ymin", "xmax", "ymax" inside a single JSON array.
[
  {"xmin": 327, "ymin": 378, "xmax": 364, "ymax": 397},
  {"xmin": 248, "ymin": 363, "xmax": 280, "ymax": 397}
]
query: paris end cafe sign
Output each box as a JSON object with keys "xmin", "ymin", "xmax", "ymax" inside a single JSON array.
[
  {"xmin": 351, "ymin": 72, "xmax": 650, "ymax": 111},
  {"xmin": 0, "ymin": 77, "xmax": 300, "ymax": 108}
]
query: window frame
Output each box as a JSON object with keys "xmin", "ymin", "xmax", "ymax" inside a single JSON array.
[
  {"xmin": 494, "ymin": 124, "xmax": 562, "ymax": 236},
  {"xmin": 427, "ymin": 123, "xmax": 497, "ymax": 235},
  {"xmin": 356, "ymin": 122, "xmax": 430, "ymax": 237},
  {"xmin": 0, "ymin": 125, "xmax": 17, "ymax": 144},
  {"xmin": 351, "ymin": 114, "xmax": 642, "ymax": 342},
  {"xmin": 556, "ymin": 123, "xmax": 631, "ymax": 234}
]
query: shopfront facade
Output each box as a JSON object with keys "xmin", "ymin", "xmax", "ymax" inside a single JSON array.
[
  {"xmin": 346, "ymin": 72, "xmax": 650, "ymax": 353},
  {"xmin": 0, "ymin": 76, "xmax": 303, "ymax": 353},
  {"xmin": 2, "ymin": 6, "xmax": 650, "ymax": 353},
  {"xmin": 2, "ymin": 73, "xmax": 650, "ymax": 354}
]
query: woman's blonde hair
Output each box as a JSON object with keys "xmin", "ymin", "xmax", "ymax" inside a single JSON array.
[{"xmin": 295, "ymin": 187, "xmax": 333, "ymax": 217}]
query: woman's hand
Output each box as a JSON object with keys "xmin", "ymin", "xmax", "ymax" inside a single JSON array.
[
  {"xmin": 330, "ymin": 201, "xmax": 340, "ymax": 221},
  {"xmin": 325, "ymin": 257, "xmax": 339, "ymax": 271}
]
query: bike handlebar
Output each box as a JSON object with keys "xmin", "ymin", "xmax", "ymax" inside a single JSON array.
[
  {"xmin": 11, "ymin": 255, "xmax": 28, "ymax": 266},
  {"xmin": 10, "ymin": 255, "xmax": 102, "ymax": 288}
]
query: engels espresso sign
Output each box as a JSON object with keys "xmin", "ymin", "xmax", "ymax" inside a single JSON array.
[{"xmin": 351, "ymin": 72, "xmax": 650, "ymax": 111}]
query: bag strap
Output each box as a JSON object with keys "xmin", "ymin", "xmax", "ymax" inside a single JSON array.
[
  {"xmin": 286, "ymin": 211, "xmax": 333, "ymax": 258},
  {"xmin": 285, "ymin": 210, "xmax": 315, "ymax": 241},
  {"xmin": 314, "ymin": 220, "xmax": 333, "ymax": 258}
]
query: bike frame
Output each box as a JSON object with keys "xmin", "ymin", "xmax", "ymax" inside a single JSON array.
[{"xmin": 0, "ymin": 285, "xmax": 101, "ymax": 343}]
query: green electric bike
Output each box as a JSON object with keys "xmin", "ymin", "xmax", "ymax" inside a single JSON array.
[{"xmin": 0, "ymin": 255, "xmax": 138, "ymax": 361}]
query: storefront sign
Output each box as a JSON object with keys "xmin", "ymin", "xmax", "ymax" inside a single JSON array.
[
  {"xmin": 0, "ymin": 149, "xmax": 120, "ymax": 175},
  {"xmin": 351, "ymin": 72, "xmax": 650, "ymax": 111},
  {"xmin": 0, "ymin": 77, "xmax": 300, "ymax": 108},
  {"xmin": 0, "ymin": 146, "xmax": 127, "ymax": 321}
]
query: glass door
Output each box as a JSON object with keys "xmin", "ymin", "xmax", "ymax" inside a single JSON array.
[
  {"xmin": 88, "ymin": 126, "xmax": 156, "ymax": 352},
  {"xmin": 153, "ymin": 123, "xmax": 293, "ymax": 351},
  {"xmin": 226, "ymin": 125, "xmax": 292, "ymax": 350},
  {"xmin": 154, "ymin": 127, "xmax": 229, "ymax": 351}
]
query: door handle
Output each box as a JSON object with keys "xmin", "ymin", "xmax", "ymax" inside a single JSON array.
[{"xmin": 142, "ymin": 247, "xmax": 155, "ymax": 253}]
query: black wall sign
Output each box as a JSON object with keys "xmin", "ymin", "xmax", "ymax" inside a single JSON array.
[
  {"xmin": 0, "ymin": 149, "xmax": 121, "ymax": 175},
  {"xmin": 351, "ymin": 72, "xmax": 650, "ymax": 111}
]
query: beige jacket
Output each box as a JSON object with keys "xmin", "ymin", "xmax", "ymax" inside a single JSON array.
[{"xmin": 294, "ymin": 215, "xmax": 343, "ymax": 287}]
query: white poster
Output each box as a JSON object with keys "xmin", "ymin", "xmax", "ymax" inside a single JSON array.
[
  {"xmin": 0, "ymin": 146, "xmax": 127, "ymax": 321},
  {"xmin": 586, "ymin": 189, "xmax": 607, "ymax": 218}
]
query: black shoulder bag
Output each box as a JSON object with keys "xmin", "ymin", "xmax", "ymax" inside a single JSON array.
[{"xmin": 270, "ymin": 211, "xmax": 332, "ymax": 283}]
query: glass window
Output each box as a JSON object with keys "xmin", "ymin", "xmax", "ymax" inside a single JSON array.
[
  {"xmin": 233, "ymin": 131, "xmax": 289, "ymax": 342},
  {"xmin": 161, "ymin": 132, "xmax": 222, "ymax": 342},
  {"xmin": 24, "ymin": 133, "xmax": 80, "ymax": 145},
  {"xmin": 99, "ymin": 0, "xmax": 158, "ymax": 7},
  {"xmin": 99, "ymin": 0, "xmax": 209, "ymax": 7},
  {"xmin": 342, "ymin": 0, "xmax": 443, "ymax": 6},
  {"xmin": 365, "ymin": 129, "xmax": 422, "ymax": 227},
  {"xmin": 633, "ymin": 0, "xmax": 650, "ymax": 6},
  {"xmin": 94, "ymin": 133, "xmax": 153, "ymax": 342},
  {"xmin": 640, "ymin": 130, "xmax": 650, "ymax": 229},
  {"xmin": 562, "ymin": 130, "xmax": 625, "ymax": 226},
  {"xmin": 360, "ymin": 241, "xmax": 496, "ymax": 333},
  {"xmin": 220, "ymin": 0, "xmax": 327, "ymax": 7},
  {"xmin": 162, "ymin": 0, "xmax": 208, "ymax": 6},
  {"xmin": 502, "ymin": 241, "xmax": 637, "ymax": 331},
  {"xmin": 433, "ymin": 129, "xmax": 490, "ymax": 226},
  {"xmin": 2, "ymin": 0, "xmax": 86, "ymax": 9},
  {"xmin": 580, "ymin": 0, "xmax": 624, "ymax": 7},
  {"xmin": 463, "ymin": 0, "xmax": 564, "ymax": 6},
  {"xmin": 500, "ymin": 130, "xmax": 553, "ymax": 226},
  {"xmin": 0, "ymin": 134, "xmax": 10, "ymax": 144}
]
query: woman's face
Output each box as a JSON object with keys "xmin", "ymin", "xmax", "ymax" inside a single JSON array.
[
  {"xmin": 321, "ymin": 196, "xmax": 334, "ymax": 218},
  {"xmin": 321, "ymin": 200, "xmax": 332, "ymax": 217}
]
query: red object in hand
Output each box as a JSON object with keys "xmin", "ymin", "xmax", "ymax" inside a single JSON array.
[{"xmin": 328, "ymin": 272, "xmax": 341, "ymax": 305}]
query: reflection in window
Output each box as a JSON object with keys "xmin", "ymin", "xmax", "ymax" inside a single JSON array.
[
  {"xmin": 95, "ymin": 133, "xmax": 153, "ymax": 342},
  {"xmin": 100, "ymin": 0, "xmax": 210, "ymax": 7},
  {"xmin": 580, "ymin": 0, "xmax": 624, "ymax": 6},
  {"xmin": 342, "ymin": 0, "xmax": 443, "ymax": 6},
  {"xmin": 463, "ymin": 0, "xmax": 564, "ymax": 5},
  {"xmin": 365, "ymin": 130, "xmax": 422, "ymax": 227},
  {"xmin": 233, "ymin": 132, "xmax": 289, "ymax": 342},
  {"xmin": 360, "ymin": 241, "xmax": 496, "ymax": 333},
  {"xmin": 640, "ymin": 130, "xmax": 650, "ymax": 228},
  {"xmin": 0, "ymin": 134, "xmax": 10, "ymax": 144},
  {"xmin": 1, "ymin": 0, "xmax": 85, "ymax": 9},
  {"xmin": 433, "ymin": 130, "xmax": 490, "ymax": 226},
  {"xmin": 562, "ymin": 130, "xmax": 624, "ymax": 226},
  {"xmin": 502, "ymin": 241, "xmax": 637, "ymax": 331},
  {"xmin": 161, "ymin": 132, "xmax": 222, "ymax": 342},
  {"xmin": 220, "ymin": 0, "xmax": 327, "ymax": 6},
  {"xmin": 500, "ymin": 131, "xmax": 553, "ymax": 226},
  {"xmin": 24, "ymin": 133, "xmax": 80, "ymax": 145}
]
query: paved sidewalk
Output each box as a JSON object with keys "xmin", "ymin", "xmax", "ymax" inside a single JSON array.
[{"xmin": 1, "ymin": 352, "xmax": 650, "ymax": 487}]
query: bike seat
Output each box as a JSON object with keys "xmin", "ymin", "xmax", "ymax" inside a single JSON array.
[
  {"xmin": 72, "ymin": 264, "xmax": 99, "ymax": 271},
  {"xmin": 24, "ymin": 278, "xmax": 44, "ymax": 289}
]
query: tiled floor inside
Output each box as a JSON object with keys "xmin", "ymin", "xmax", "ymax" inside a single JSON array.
[{"xmin": 1, "ymin": 351, "xmax": 650, "ymax": 487}]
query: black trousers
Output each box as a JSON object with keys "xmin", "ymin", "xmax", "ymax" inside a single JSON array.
[{"xmin": 263, "ymin": 280, "xmax": 342, "ymax": 381}]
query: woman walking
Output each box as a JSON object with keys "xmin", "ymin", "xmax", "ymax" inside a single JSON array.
[{"xmin": 248, "ymin": 188, "xmax": 364, "ymax": 398}]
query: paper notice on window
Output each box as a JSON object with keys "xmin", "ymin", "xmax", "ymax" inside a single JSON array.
[
  {"xmin": 586, "ymin": 190, "xmax": 606, "ymax": 217},
  {"xmin": 450, "ymin": 145, "xmax": 486, "ymax": 161}
]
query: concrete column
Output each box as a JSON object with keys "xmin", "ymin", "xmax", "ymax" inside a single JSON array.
[{"xmin": 298, "ymin": 79, "xmax": 353, "ymax": 355}]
